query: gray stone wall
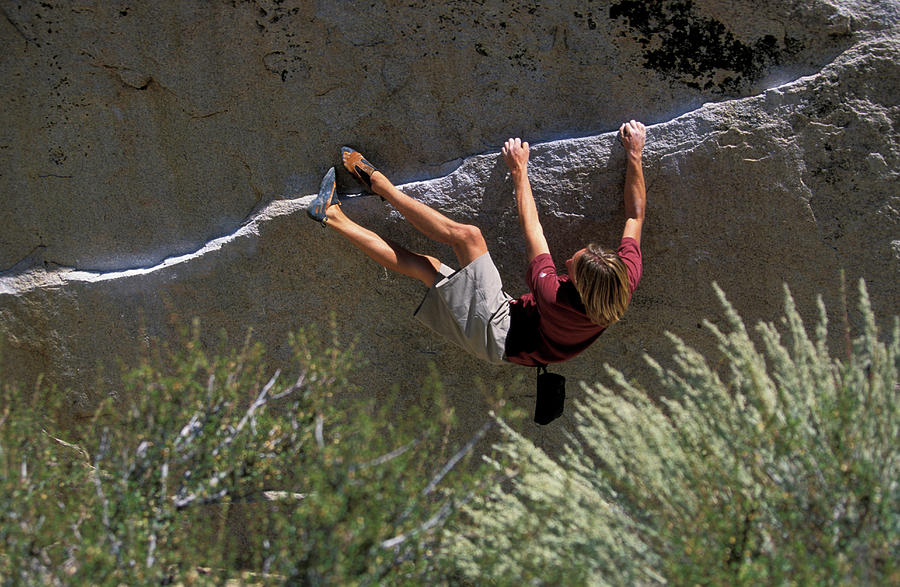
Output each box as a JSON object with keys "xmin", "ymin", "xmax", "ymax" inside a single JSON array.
[{"xmin": 1, "ymin": 1, "xmax": 897, "ymax": 444}]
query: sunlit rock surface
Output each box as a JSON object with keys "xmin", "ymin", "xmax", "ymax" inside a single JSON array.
[{"xmin": 1, "ymin": 1, "xmax": 897, "ymax": 442}]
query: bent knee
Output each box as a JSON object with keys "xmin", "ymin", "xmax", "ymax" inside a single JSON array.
[{"xmin": 451, "ymin": 224, "xmax": 485, "ymax": 246}]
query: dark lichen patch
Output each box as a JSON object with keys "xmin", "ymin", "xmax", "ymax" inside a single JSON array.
[{"xmin": 610, "ymin": 0, "xmax": 803, "ymax": 92}]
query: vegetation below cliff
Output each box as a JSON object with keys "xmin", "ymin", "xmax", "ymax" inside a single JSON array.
[{"xmin": 1, "ymin": 281, "xmax": 897, "ymax": 585}]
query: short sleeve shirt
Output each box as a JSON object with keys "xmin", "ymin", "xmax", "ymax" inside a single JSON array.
[{"xmin": 504, "ymin": 237, "xmax": 642, "ymax": 366}]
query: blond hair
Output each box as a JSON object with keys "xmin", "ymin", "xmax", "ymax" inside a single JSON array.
[{"xmin": 572, "ymin": 243, "xmax": 630, "ymax": 327}]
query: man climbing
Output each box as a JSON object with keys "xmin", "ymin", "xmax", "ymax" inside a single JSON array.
[{"xmin": 307, "ymin": 120, "xmax": 646, "ymax": 367}]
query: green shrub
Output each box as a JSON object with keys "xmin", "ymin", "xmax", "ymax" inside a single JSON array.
[
  {"xmin": 0, "ymin": 323, "xmax": 486, "ymax": 585},
  {"xmin": 443, "ymin": 281, "xmax": 899, "ymax": 585},
  {"xmin": 7, "ymin": 282, "xmax": 896, "ymax": 585}
]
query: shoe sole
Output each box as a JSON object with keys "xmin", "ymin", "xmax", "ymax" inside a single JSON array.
[{"xmin": 307, "ymin": 167, "xmax": 337, "ymax": 224}]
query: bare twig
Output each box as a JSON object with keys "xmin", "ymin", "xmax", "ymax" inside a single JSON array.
[
  {"xmin": 212, "ymin": 369, "xmax": 281, "ymax": 458},
  {"xmin": 381, "ymin": 463, "xmax": 519, "ymax": 562},
  {"xmin": 381, "ymin": 500, "xmax": 454, "ymax": 550},
  {"xmin": 42, "ymin": 429, "xmax": 94, "ymax": 467},
  {"xmin": 378, "ymin": 420, "xmax": 495, "ymax": 553},
  {"xmin": 176, "ymin": 412, "xmax": 203, "ymax": 447},
  {"xmin": 92, "ymin": 432, "xmax": 122, "ymax": 560},
  {"xmin": 423, "ymin": 420, "xmax": 492, "ymax": 496},
  {"xmin": 172, "ymin": 489, "xmax": 307, "ymax": 509},
  {"xmin": 272, "ymin": 370, "xmax": 306, "ymax": 400},
  {"xmin": 315, "ymin": 414, "xmax": 325, "ymax": 449},
  {"xmin": 349, "ymin": 438, "xmax": 421, "ymax": 473},
  {"xmin": 171, "ymin": 368, "xmax": 308, "ymax": 510}
]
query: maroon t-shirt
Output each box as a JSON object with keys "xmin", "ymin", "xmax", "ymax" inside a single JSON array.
[{"xmin": 504, "ymin": 237, "xmax": 642, "ymax": 366}]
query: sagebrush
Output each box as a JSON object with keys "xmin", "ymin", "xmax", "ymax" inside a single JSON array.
[
  {"xmin": 0, "ymin": 323, "xmax": 488, "ymax": 585},
  {"xmin": 443, "ymin": 280, "xmax": 899, "ymax": 585}
]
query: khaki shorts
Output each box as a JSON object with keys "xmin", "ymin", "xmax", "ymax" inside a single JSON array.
[{"xmin": 413, "ymin": 253, "xmax": 512, "ymax": 364}]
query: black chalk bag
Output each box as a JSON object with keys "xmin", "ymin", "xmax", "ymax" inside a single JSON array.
[{"xmin": 534, "ymin": 365, "xmax": 566, "ymax": 425}]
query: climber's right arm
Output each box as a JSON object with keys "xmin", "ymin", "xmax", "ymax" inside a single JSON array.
[
  {"xmin": 502, "ymin": 137, "xmax": 550, "ymax": 262},
  {"xmin": 620, "ymin": 120, "xmax": 646, "ymax": 247}
]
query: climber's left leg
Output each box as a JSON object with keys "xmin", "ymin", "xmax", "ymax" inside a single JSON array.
[{"xmin": 323, "ymin": 204, "xmax": 441, "ymax": 287}]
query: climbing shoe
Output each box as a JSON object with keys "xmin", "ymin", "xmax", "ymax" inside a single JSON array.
[
  {"xmin": 341, "ymin": 147, "xmax": 378, "ymax": 191},
  {"xmin": 307, "ymin": 167, "xmax": 338, "ymax": 225}
]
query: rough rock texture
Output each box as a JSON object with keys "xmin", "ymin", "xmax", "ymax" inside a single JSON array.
[{"xmin": 1, "ymin": 1, "xmax": 898, "ymax": 447}]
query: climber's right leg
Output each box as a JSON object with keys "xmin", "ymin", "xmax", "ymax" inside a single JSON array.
[{"xmin": 342, "ymin": 148, "xmax": 489, "ymax": 268}]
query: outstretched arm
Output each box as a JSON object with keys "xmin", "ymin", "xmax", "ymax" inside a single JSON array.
[
  {"xmin": 502, "ymin": 137, "xmax": 550, "ymax": 262},
  {"xmin": 620, "ymin": 120, "xmax": 647, "ymax": 247}
]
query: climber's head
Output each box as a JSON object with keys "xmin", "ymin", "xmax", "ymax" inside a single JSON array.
[{"xmin": 567, "ymin": 243, "xmax": 630, "ymax": 327}]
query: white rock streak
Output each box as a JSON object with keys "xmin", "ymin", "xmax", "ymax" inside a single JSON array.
[{"xmin": 0, "ymin": 197, "xmax": 314, "ymax": 295}]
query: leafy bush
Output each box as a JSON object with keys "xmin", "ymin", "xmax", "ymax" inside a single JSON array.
[
  {"xmin": 0, "ymin": 322, "xmax": 488, "ymax": 585},
  {"xmin": 6, "ymin": 282, "xmax": 896, "ymax": 584},
  {"xmin": 443, "ymin": 281, "xmax": 899, "ymax": 585}
]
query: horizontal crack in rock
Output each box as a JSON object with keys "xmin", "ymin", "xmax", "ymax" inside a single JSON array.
[
  {"xmin": 0, "ymin": 46, "xmax": 858, "ymax": 296},
  {"xmin": 0, "ymin": 199, "xmax": 310, "ymax": 294}
]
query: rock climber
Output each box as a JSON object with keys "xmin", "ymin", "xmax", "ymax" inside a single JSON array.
[{"xmin": 307, "ymin": 120, "xmax": 646, "ymax": 367}]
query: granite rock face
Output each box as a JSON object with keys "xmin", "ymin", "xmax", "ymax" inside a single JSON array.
[{"xmin": 1, "ymin": 1, "xmax": 898, "ymax": 440}]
